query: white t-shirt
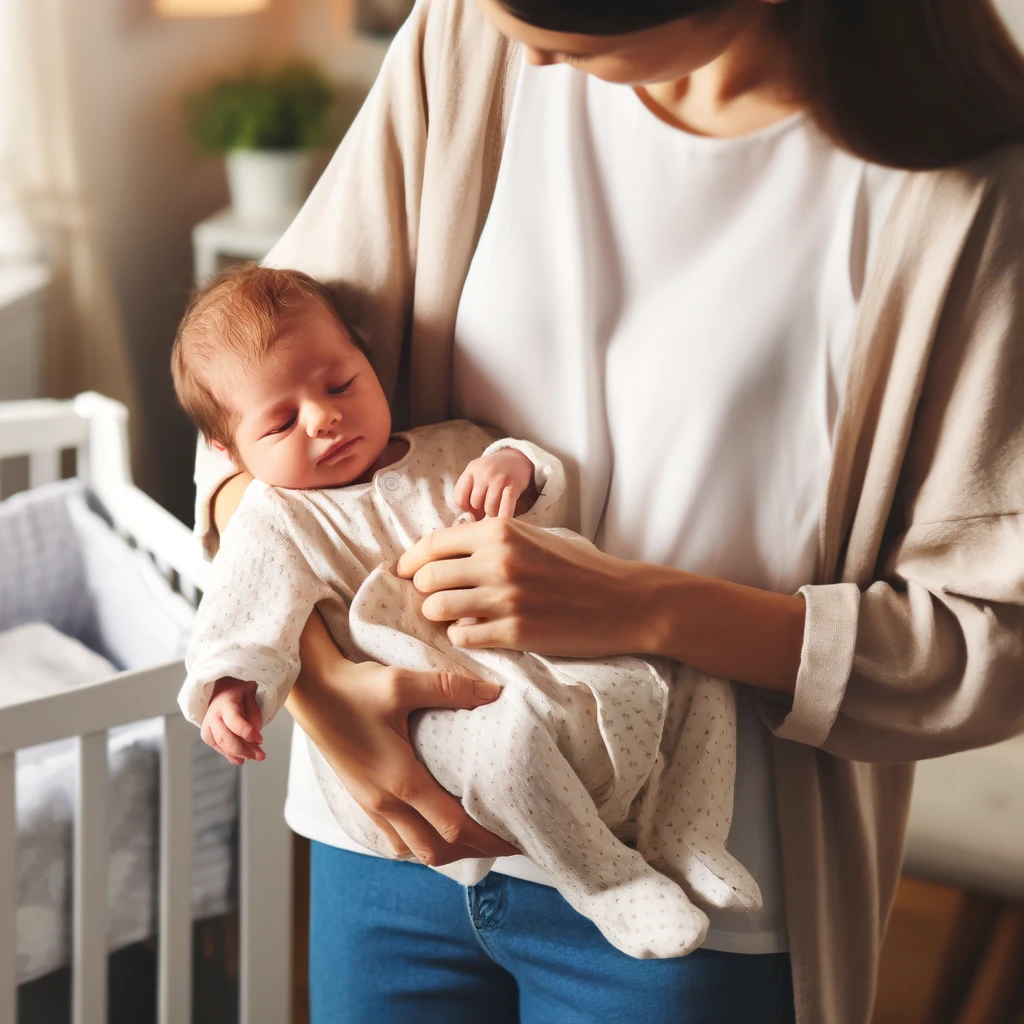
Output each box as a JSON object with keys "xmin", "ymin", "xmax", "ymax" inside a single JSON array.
[{"xmin": 447, "ymin": 58, "xmax": 907, "ymax": 953}]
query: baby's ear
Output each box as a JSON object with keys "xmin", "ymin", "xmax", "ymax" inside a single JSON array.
[{"xmin": 211, "ymin": 439, "xmax": 229, "ymax": 454}]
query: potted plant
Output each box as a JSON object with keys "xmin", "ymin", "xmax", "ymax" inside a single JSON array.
[{"xmin": 185, "ymin": 60, "xmax": 334, "ymax": 225}]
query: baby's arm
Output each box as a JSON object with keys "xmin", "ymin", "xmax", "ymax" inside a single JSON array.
[
  {"xmin": 178, "ymin": 496, "xmax": 335, "ymax": 762},
  {"xmin": 455, "ymin": 438, "xmax": 568, "ymax": 527}
]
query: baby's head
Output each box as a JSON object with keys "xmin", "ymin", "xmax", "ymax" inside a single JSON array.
[{"xmin": 172, "ymin": 265, "xmax": 391, "ymax": 489}]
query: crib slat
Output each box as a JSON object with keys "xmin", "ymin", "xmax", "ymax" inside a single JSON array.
[
  {"xmin": 158, "ymin": 714, "xmax": 193, "ymax": 1024},
  {"xmin": 239, "ymin": 714, "xmax": 293, "ymax": 1024},
  {"xmin": 0, "ymin": 752, "xmax": 15, "ymax": 1024},
  {"xmin": 73, "ymin": 731, "xmax": 108, "ymax": 1024},
  {"xmin": 28, "ymin": 448, "xmax": 61, "ymax": 488}
]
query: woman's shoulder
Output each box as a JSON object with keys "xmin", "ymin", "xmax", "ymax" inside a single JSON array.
[
  {"xmin": 909, "ymin": 144, "xmax": 1024, "ymax": 225},
  {"xmin": 413, "ymin": 0, "xmax": 518, "ymax": 91}
]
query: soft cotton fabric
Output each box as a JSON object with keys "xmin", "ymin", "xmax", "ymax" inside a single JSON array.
[
  {"xmin": 451, "ymin": 57, "xmax": 906, "ymax": 952},
  {"xmin": 181, "ymin": 421, "xmax": 762, "ymax": 958},
  {"xmin": 192, "ymin": 1, "xmax": 1024, "ymax": 1018}
]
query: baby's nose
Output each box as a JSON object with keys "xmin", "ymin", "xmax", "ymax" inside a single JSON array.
[{"xmin": 304, "ymin": 403, "xmax": 340, "ymax": 437}]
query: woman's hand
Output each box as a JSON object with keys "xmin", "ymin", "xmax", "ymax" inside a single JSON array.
[
  {"xmin": 397, "ymin": 518, "xmax": 805, "ymax": 693},
  {"xmin": 286, "ymin": 612, "xmax": 520, "ymax": 866},
  {"xmin": 395, "ymin": 518, "xmax": 657, "ymax": 656}
]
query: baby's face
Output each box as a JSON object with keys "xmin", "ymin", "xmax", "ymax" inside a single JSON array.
[{"xmin": 217, "ymin": 303, "xmax": 391, "ymax": 489}]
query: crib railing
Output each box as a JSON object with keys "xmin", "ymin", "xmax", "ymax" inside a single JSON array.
[{"xmin": 0, "ymin": 393, "xmax": 294, "ymax": 1024}]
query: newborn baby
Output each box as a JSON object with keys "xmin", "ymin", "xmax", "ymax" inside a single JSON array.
[{"xmin": 172, "ymin": 265, "xmax": 761, "ymax": 959}]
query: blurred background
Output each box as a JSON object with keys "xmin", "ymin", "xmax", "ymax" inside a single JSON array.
[
  {"xmin": 0, "ymin": 0, "xmax": 403, "ymax": 523},
  {"xmin": 0, "ymin": 1, "xmax": 1022, "ymax": 1022}
]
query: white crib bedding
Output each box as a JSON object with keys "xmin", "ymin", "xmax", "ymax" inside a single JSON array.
[{"xmin": 0, "ymin": 482, "xmax": 238, "ymax": 987}]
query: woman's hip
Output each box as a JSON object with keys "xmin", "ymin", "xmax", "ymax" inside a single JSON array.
[{"xmin": 307, "ymin": 844, "xmax": 794, "ymax": 1024}]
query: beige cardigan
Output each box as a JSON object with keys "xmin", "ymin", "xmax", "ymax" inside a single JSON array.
[{"xmin": 198, "ymin": 1, "xmax": 1024, "ymax": 1019}]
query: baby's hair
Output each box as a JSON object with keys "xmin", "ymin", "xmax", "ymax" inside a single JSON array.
[{"xmin": 171, "ymin": 264, "xmax": 364, "ymax": 451}]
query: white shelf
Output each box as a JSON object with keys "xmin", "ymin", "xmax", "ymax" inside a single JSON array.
[{"xmin": 191, "ymin": 208, "xmax": 288, "ymax": 282}]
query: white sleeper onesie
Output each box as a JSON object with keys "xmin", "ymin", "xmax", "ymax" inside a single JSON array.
[{"xmin": 179, "ymin": 420, "xmax": 761, "ymax": 958}]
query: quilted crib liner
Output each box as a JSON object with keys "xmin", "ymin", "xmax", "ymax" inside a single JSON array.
[{"xmin": 0, "ymin": 480, "xmax": 238, "ymax": 985}]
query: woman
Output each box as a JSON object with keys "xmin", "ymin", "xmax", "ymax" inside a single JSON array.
[{"xmin": 199, "ymin": 0, "xmax": 1024, "ymax": 1020}]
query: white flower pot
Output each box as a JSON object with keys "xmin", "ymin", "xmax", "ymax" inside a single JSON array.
[{"xmin": 225, "ymin": 149, "xmax": 314, "ymax": 226}]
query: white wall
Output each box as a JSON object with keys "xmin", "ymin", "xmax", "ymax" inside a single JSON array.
[{"xmin": 66, "ymin": 2, "xmax": 333, "ymax": 517}]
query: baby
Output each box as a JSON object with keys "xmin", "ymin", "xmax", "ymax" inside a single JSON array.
[{"xmin": 172, "ymin": 265, "xmax": 761, "ymax": 960}]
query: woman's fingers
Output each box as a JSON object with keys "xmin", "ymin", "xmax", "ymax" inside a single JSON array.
[
  {"xmin": 400, "ymin": 761, "xmax": 520, "ymax": 860},
  {"xmin": 447, "ymin": 618, "xmax": 510, "ymax": 649},
  {"xmin": 366, "ymin": 810, "xmax": 411, "ymax": 857},
  {"xmin": 420, "ymin": 588, "xmax": 496, "ymax": 624},
  {"xmin": 407, "ymin": 552, "xmax": 489, "ymax": 596},
  {"xmin": 396, "ymin": 518, "xmax": 493, "ymax": 577}
]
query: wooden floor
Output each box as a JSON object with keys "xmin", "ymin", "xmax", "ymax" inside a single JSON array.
[
  {"xmin": 873, "ymin": 877, "xmax": 1024, "ymax": 1024},
  {"xmin": 288, "ymin": 843, "xmax": 1023, "ymax": 1024}
]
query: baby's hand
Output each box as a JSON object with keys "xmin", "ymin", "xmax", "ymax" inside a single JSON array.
[
  {"xmin": 201, "ymin": 678, "xmax": 265, "ymax": 766},
  {"xmin": 455, "ymin": 449, "xmax": 536, "ymax": 520}
]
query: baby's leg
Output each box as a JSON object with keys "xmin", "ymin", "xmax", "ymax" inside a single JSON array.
[
  {"xmin": 636, "ymin": 670, "xmax": 761, "ymax": 913},
  {"xmin": 434, "ymin": 690, "xmax": 708, "ymax": 959}
]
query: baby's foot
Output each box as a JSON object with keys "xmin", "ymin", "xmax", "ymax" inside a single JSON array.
[
  {"xmin": 569, "ymin": 863, "xmax": 709, "ymax": 959},
  {"xmin": 649, "ymin": 829, "xmax": 762, "ymax": 913}
]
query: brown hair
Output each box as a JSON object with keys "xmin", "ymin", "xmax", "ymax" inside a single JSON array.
[
  {"xmin": 171, "ymin": 264, "xmax": 358, "ymax": 450},
  {"xmin": 500, "ymin": 0, "xmax": 1024, "ymax": 169}
]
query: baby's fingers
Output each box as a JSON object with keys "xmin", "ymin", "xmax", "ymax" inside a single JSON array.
[
  {"xmin": 223, "ymin": 695, "xmax": 262, "ymax": 745},
  {"xmin": 492, "ymin": 485, "xmax": 518, "ymax": 519},
  {"xmin": 210, "ymin": 713, "xmax": 265, "ymax": 762},
  {"xmin": 201, "ymin": 718, "xmax": 245, "ymax": 766},
  {"xmin": 453, "ymin": 469, "xmax": 475, "ymax": 511}
]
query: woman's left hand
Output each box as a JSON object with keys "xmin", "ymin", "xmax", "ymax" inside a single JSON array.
[{"xmin": 395, "ymin": 518, "xmax": 658, "ymax": 656}]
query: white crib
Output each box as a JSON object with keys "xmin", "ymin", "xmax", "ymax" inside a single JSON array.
[{"xmin": 0, "ymin": 393, "xmax": 294, "ymax": 1024}]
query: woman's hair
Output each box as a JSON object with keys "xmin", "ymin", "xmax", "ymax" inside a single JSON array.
[
  {"xmin": 499, "ymin": 0, "xmax": 1024, "ymax": 169},
  {"xmin": 171, "ymin": 264, "xmax": 360, "ymax": 449}
]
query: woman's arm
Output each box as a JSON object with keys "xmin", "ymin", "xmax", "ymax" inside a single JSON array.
[
  {"xmin": 285, "ymin": 612, "xmax": 518, "ymax": 864},
  {"xmin": 395, "ymin": 517, "xmax": 802, "ymax": 693}
]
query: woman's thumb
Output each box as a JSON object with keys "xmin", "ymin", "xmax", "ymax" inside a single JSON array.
[{"xmin": 418, "ymin": 669, "xmax": 502, "ymax": 709}]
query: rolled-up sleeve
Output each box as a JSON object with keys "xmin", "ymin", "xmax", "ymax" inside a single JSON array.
[{"xmin": 761, "ymin": 514, "xmax": 1024, "ymax": 761}]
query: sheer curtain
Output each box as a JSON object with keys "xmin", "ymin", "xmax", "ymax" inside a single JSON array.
[{"xmin": 0, "ymin": 0, "xmax": 137, "ymax": 408}]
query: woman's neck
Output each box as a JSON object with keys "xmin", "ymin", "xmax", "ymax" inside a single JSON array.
[{"xmin": 641, "ymin": 6, "xmax": 801, "ymax": 138}]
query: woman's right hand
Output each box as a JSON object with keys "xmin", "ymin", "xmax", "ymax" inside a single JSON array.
[{"xmin": 286, "ymin": 613, "xmax": 520, "ymax": 866}]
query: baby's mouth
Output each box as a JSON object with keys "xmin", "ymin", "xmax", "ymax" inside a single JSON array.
[{"xmin": 318, "ymin": 437, "xmax": 360, "ymax": 465}]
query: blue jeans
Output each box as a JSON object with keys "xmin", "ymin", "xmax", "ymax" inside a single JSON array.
[{"xmin": 308, "ymin": 844, "xmax": 795, "ymax": 1024}]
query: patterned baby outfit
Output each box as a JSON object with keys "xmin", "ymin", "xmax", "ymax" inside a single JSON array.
[{"xmin": 179, "ymin": 420, "xmax": 761, "ymax": 958}]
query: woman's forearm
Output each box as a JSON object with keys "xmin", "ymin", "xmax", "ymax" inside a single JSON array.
[
  {"xmin": 285, "ymin": 609, "xmax": 355, "ymax": 733},
  {"xmin": 640, "ymin": 565, "xmax": 804, "ymax": 695}
]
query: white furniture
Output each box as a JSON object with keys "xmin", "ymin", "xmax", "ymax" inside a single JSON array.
[
  {"xmin": 0, "ymin": 393, "xmax": 293, "ymax": 1024},
  {"xmin": 904, "ymin": 734, "xmax": 1024, "ymax": 900},
  {"xmin": 191, "ymin": 208, "xmax": 287, "ymax": 283}
]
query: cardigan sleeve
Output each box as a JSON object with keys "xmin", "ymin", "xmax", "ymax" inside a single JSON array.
[{"xmin": 762, "ymin": 153, "xmax": 1024, "ymax": 761}]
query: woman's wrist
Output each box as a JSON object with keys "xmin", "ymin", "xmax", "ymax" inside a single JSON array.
[{"xmin": 635, "ymin": 562, "xmax": 804, "ymax": 694}]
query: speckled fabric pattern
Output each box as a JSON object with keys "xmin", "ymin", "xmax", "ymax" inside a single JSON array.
[{"xmin": 181, "ymin": 420, "xmax": 760, "ymax": 958}]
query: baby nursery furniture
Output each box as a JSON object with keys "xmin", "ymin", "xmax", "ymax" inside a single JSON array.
[{"xmin": 0, "ymin": 393, "xmax": 294, "ymax": 1024}]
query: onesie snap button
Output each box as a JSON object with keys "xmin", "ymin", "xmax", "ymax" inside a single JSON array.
[{"xmin": 380, "ymin": 473, "xmax": 402, "ymax": 492}]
